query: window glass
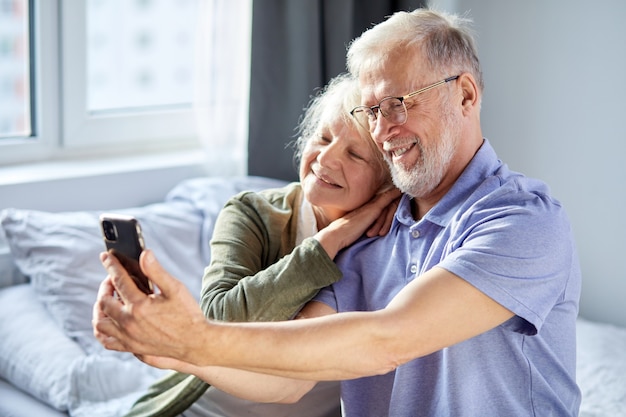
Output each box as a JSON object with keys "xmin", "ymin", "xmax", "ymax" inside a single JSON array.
[
  {"xmin": 0, "ymin": 0, "xmax": 31, "ymax": 139},
  {"xmin": 0, "ymin": 0, "xmax": 250, "ymax": 169},
  {"xmin": 87, "ymin": 0, "xmax": 198, "ymax": 113}
]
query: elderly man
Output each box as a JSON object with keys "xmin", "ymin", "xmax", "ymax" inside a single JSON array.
[{"xmin": 94, "ymin": 8, "xmax": 581, "ymax": 417}]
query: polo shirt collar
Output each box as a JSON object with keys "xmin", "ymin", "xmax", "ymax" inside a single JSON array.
[{"xmin": 395, "ymin": 139, "xmax": 502, "ymax": 228}]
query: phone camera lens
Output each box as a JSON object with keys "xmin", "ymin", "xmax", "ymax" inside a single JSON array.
[{"xmin": 102, "ymin": 220, "xmax": 118, "ymax": 241}]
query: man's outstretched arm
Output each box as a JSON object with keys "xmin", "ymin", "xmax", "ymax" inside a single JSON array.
[{"xmin": 95, "ymin": 248, "xmax": 513, "ymax": 382}]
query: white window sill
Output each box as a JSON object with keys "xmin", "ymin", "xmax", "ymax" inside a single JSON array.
[
  {"xmin": 0, "ymin": 149, "xmax": 211, "ymax": 212},
  {"xmin": 0, "ymin": 149, "xmax": 206, "ymax": 186}
]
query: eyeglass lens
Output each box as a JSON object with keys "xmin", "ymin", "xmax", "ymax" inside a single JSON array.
[{"xmin": 353, "ymin": 98, "xmax": 406, "ymax": 131}]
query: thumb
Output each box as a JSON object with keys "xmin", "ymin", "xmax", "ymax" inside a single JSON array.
[{"xmin": 139, "ymin": 250, "xmax": 175, "ymax": 296}]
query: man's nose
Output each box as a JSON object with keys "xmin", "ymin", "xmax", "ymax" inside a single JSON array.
[{"xmin": 371, "ymin": 114, "xmax": 394, "ymax": 144}]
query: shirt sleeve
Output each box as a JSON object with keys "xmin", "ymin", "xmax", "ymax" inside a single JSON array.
[
  {"xmin": 312, "ymin": 284, "xmax": 338, "ymax": 311},
  {"xmin": 200, "ymin": 192, "xmax": 342, "ymax": 322},
  {"xmin": 439, "ymin": 185, "xmax": 577, "ymax": 334}
]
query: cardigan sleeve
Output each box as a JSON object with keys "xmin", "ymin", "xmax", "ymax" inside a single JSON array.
[{"xmin": 199, "ymin": 185, "xmax": 342, "ymax": 322}]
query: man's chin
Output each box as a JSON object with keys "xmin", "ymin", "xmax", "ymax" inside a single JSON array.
[{"xmin": 389, "ymin": 168, "xmax": 412, "ymax": 194}]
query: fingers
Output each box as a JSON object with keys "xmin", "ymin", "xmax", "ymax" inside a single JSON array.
[
  {"xmin": 95, "ymin": 254, "xmax": 147, "ymax": 351},
  {"xmin": 92, "ymin": 275, "xmax": 125, "ymax": 346},
  {"xmin": 96, "ymin": 327, "xmax": 130, "ymax": 352},
  {"xmin": 375, "ymin": 188, "xmax": 402, "ymax": 205},
  {"xmin": 92, "ymin": 305, "xmax": 126, "ymax": 351},
  {"xmin": 139, "ymin": 249, "xmax": 176, "ymax": 297},
  {"xmin": 100, "ymin": 251, "xmax": 145, "ymax": 305},
  {"xmin": 379, "ymin": 197, "xmax": 401, "ymax": 235},
  {"xmin": 93, "ymin": 288, "xmax": 146, "ymax": 354},
  {"xmin": 365, "ymin": 212, "xmax": 386, "ymax": 237},
  {"xmin": 365, "ymin": 194, "xmax": 401, "ymax": 237},
  {"xmin": 93, "ymin": 276, "xmax": 115, "ymax": 316}
]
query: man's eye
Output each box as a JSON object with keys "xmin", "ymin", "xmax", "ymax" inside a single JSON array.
[{"xmin": 389, "ymin": 101, "xmax": 404, "ymax": 110}]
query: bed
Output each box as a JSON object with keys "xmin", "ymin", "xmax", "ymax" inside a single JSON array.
[{"xmin": 0, "ymin": 176, "xmax": 624, "ymax": 417}]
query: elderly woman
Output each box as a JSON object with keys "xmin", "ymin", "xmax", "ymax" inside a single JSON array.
[{"xmin": 96, "ymin": 73, "xmax": 398, "ymax": 417}]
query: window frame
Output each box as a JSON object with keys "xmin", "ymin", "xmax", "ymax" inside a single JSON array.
[
  {"xmin": 0, "ymin": 0, "xmax": 201, "ymax": 167},
  {"xmin": 61, "ymin": 0, "xmax": 198, "ymax": 150},
  {"xmin": 0, "ymin": 0, "xmax": 59, "ymax": 165}
]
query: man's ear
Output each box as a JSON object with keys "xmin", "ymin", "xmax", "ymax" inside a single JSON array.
[{"xmin": 458, "ymin": 73, "xmax": 479, "ymax": 114}]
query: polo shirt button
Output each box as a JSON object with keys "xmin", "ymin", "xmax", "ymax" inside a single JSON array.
[
  {"xmin": 411, "ymin": 229, "xmax": 420, "ymax": 238},
  {"xmin": 410, "ymin": 264, "xmax": 418, "ymax": 274}
]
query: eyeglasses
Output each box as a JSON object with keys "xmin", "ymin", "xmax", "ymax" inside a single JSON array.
[{"xmin": 350, "ymin": 75, "xmax": 460, "ymax": 131}]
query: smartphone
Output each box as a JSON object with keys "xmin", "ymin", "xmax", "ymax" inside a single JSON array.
[{"xmin": 99, "ymin": 213, "xmax": 153, "ymax": 294}]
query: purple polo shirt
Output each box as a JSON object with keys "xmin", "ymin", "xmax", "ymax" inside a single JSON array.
[{"xmin": 315, "ymin": 139, "xmax": 581, "ymax": 417}]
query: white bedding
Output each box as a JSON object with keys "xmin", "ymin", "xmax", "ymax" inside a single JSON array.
[
  {"xmin": 0, "ymin": 284, "xmax": 165, "ymax": 417},
  {"xmin": 0, "ymin": 176, "xmax": 287, "ymax": 416},
  {"xmin": 576, "ymin": 317, "xmax": 626, "ymax": 417}
]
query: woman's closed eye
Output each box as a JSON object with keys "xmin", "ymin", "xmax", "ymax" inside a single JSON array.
[
  {"xmin": 314, "ymin": 134, "xmax": 332, "ymax": 145},
  {"xmin": 313, "ymin": 133, "xmax": 369, "ymax": 163},
  {"xmin": 349, "ymin": 150, "xmax": 366, "ymax": 161}
]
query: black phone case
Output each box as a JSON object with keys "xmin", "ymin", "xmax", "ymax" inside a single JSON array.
[{"xmin": 99, "ymin": 214, "xmax": 153, "ymax": 294}]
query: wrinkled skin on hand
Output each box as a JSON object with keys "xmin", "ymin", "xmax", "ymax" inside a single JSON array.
[{"xmin": 93, "ymin": 249, "xmax": 207, "ymax": 368}]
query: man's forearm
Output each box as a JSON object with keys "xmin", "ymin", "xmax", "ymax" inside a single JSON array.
[
  {"xmin": 184, "ymin": 267, "xmax": 515, "ymax": 381},
  {"xmin": 187, "ymin": 311, "xmax": 399, "ymax": 381}
]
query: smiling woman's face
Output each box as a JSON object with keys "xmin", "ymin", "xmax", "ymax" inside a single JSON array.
[{"xmin": 299, "ymin": 116, "xmax": 384, "ymax": 226}]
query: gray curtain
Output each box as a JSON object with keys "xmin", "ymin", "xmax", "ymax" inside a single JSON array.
[{"xmin": 247, "ymin": 0, "xmax": 425, "ymax": 181}]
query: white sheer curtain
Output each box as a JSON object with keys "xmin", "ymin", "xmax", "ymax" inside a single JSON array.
[{"xmin": 194, "ymin": 0, "xmax": 252, "ymax": 176}]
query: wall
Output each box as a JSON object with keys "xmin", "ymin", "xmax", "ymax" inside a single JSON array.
[{"xmin": 430, "ymin": 0, "xmax": 626, "ymax": 326}]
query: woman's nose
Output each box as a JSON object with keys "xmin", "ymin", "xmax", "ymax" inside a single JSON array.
[{"xmin": 317, "ymin": 143, "xmax": 342, "ymax": 168}]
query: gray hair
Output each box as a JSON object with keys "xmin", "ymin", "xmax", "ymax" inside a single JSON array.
[
  {"xmin": 292, "ymin": 73, "xmax": 391, "ymax": 189},
  {"xmin": 294, "ymin": 73, "xmax": 360, "ymax": 161},
  {"xmin": 347, "ymin": 8, "xmax": 484, "ymax": 92}
]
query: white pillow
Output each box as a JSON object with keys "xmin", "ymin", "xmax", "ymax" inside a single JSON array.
[
  {"xmin": 1, "ymin": 200, "xmax": 206, "ymax": 353},
  {"xmin": 0, "ymin": 176, "xmax": 287, "ymax": 411},
  {"xmin": 577, "ymin": 317, "xmax": 626, "ymax": 417},
  {"xmin": 0, "ymin": 227, "xmax": 28, "ymax": 289},
  {"xmin": 0, "ymin": 284, "xmax": 84, "ymax": 411},
  {"xmin": 0, "ymin": 176, "xmax": 288, "ymax": 353},
  {"xmin": 67, "ymin": 353, "xmax": 169, "ymax": 417}
]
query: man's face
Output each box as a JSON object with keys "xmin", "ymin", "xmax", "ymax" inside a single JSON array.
[{"xmin": 359, "ymin": 60, "xmax": 462, "ymax": 199}]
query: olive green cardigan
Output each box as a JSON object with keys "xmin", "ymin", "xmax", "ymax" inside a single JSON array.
[{"xmin": 125, "ymin": 182, "xmax": 342, "ymax": 417}]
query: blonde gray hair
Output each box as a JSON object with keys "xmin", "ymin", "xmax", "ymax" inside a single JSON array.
[{"xmin": 293, "ymin": 73, "xmax": 391, "ymax": 189}]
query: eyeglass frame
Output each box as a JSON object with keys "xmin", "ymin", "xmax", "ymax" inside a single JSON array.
[{"xmin": 349, "ymin": 75, "xmax": 460, "ymax": 130}]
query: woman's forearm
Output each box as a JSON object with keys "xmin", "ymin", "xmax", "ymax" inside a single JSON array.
[
  {"xmin": 200, "ymin": 240, "xmax": 340, "ymax": 322},
  {"xmin": 200, "ymin": 201, "xmax": 341, "ymax": 323},
  {"xmin": 186, "ymin": 364, "xmax": 315, "ymax": 404}
]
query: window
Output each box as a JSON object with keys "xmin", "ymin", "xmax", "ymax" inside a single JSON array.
[
  {"xmin": 62, "ymin": 0, "xmax": 198, "ymax": 149},
  {"xmin": 0, "ymin": 0, "xmax": 31, "ymax": 140},
  {"xmin": 0, "ymin": 0, "xmax": 251, "ymax": 171},
  {"xmin": 86, "ymin": 0, "xmax": 197, "ymax": 113}
]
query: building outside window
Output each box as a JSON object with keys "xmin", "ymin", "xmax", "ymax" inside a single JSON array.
[
  {"xmin": 0, "ymin": 0, "xmax": 250, "ymax": 174},
  {"xmin": 0, "ymin": 0, "xmax": 31, "ymax": 139}
]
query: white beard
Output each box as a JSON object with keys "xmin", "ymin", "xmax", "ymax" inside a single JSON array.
[{"xmin": 387, "ymin": 103, "xmax": 460, "ymax": 198}]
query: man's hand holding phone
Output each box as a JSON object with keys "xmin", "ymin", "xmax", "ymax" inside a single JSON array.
[
  {"xmin": 94, "ymin": 245, "xmax": 208, "ymax": 370},
  {"xmin": 99, "ymin": 214, "xmax": 153, "ymax": 295}
]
